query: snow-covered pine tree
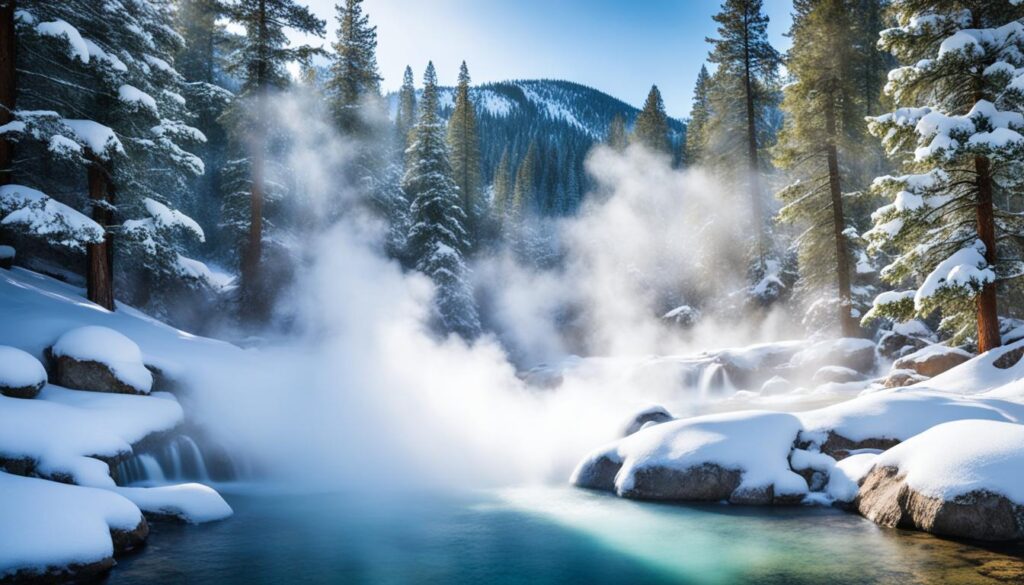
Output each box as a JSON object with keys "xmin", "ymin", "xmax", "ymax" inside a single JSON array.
[
  {"xmin": 706, "ymin": 0, "xmax": 781, "ymax": 263},
  {"xmin": 511, "ymin": 141, "xmax": 537, "ymax": 222},
  {"xmin": 2, "ymin": 0, "xmax": 210, "ymax": 312},
  {"xmin": 394, "ymin": 65, "xmax": 417, "ymax": 151},
  {"xmin": 404, "ymin": 62, "xmax": 480, "ymax": 340},
  {"xmin": 220, "ymin": 0, "xmax": 324, "ymax": 315},
  {"xmin": 606, "ymin": 114, "xmax": 628, "ymax": 151},
  {"xmin": 775, "ymin": 0, "xmax": 888, "ymax": 337},
  {"xmin": 491, "ymin": 146, "xmax": 512, "ymax": 216},
  {"xmin": 447, "ymin": 61, "xmax": 483, "ymax": 243},
  {"xmin": 327, "ymin": 0, "xmax": 381, "ymax": 135},
  {"xmin": 685, "ymin": 65, "xmax": 712, "ymax": 165},
  {"xmin": 632, "ymin": 85, "xmax": 671, "ymax": 153},
  {"xmin": 864, "ymin": 0, "xmax": 1024, "ymax": 352}
]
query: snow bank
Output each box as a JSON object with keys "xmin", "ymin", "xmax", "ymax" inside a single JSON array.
[
  {"xmin": 825, "ymin": 452, "xmax": 879, "ymax": 503},
  {"xmin": 874, "ymin": 419, "xmax": 1024, "ymax": 504},
  {"xmin": 0, "ymin": 387, "xmax": 183, "ymax": 486},
  {"xmin": 922, "ymin": 339, "xmax": 1024, "ymax": 397},
  {"xmin": 0, "ymin": 471, "xmax": 141, "ymax": 578},
  {"xmin": 798, "ymin": 389, "xmax": 1024, "ymax": 448},
  {"xmin": 112, "ymin": 484, "xmax": 232, "ymax": 524},
  {"xmin": 52, "ymin": 325, "xmax": 153, "ymax": 393},
  {"xmin": 0, "ymin": 346, "xmax": 47, "ymax": 391}
]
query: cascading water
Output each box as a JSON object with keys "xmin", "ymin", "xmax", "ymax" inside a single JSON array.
[{"xmin": 115, "ymin": 434, "xmax": 227, "ymax": 486}]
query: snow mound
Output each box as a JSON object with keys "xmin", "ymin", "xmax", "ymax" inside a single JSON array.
[
  {"xmin": 576, "ymin": 411, "xmax": 808, "ymax": 502},
  {"xmin": 0, "ymin": 471, "xmax": 141, "ymax": 579},
  {"xmin": 825, "ymin": 452, "xmax": 879, "ymax": 503},
  {"xmin": 797, "ymin": 389, "xmax": 1024, "ymax": 449},
  {"xmin": 874, "ymin": 419, "xmax": 1024, "ymax": 504},
  {"xmin": 0, "ymin": 387, "xmax": 183, "ymax": 486},
  {"xmin": 52, "ymin": 326, "xmax": 153, "ymax": 393},
  {"xmin": 0, "ymin": 346, "xmax": 47, "ymax": 391},
  {"xmin": 112, "ymin": 484, "xmax": 232, "ymax": 524}
]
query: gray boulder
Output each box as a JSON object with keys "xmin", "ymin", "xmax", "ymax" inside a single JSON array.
[{"xmin": 622, "ymin": 406, "xmax": 673, "ymax": 437}]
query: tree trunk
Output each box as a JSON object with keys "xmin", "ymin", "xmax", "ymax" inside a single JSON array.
[
  {"xmin": 825, "ymin": 96, "xmax": 857, "ymax": 337},
  {"xmin": 974, "ymin": 155, "xmax": 1000, "ymax": 353},
  {"xmin": 86, "ymin": 152, "xmax": 115, "ymax": 311},
  {"xmin": 0, "ymin": 0, "xmax": 15, "ymax": 186},
  {"xmin": 743, "ymin": 21, "xmax": 764, "ymax": 267}
]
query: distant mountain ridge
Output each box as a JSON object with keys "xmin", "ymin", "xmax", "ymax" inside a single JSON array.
[{"xmin": 390, "ymin": 79, "xmax": 686, "ymax": 216}]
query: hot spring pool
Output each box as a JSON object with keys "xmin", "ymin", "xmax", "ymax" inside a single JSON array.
[{"xmin": 106, "ymin": 486, "xmax": 1024, "ymax": 584}]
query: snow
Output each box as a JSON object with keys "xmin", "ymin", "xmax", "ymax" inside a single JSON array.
[
  {"xmin": 0, "ymin": 184, "xmax": 105, "ymax": 250},
  {"xmin": 0, "ymin": 245, "xmax": 12, "ymax": 259},
  {"xmin": 825, "ymin": 452, "xmax": 879, "ymax": 503},
  {"xmin": 922, "ymin": 339, "xmax": 1024, "ymax": 396},
  {"xmin": 0, "ymin": 346, "xmax": 46, "ymax": 390},
  {"xmin": 797, "ymin": 389, "xmax": 1024, "ymax": 447},
  {"xmin": 118, "ymin": 84, "xmax": 159, "ymax": 115},
  {"xmin": 873, "ymin": 420, "xmax": 1024, "ymax": 503},
  {"xmin": 36, "ymin": 19, "xmax": 89, "ymax": 64},
  {"xmin": 0, "ymin": 472, "xmax": 142, "ymax": 578},
  {"xmin": 0, "ymin": 386, "xmax": 182, "ymax": 486},
  {"xmin": 63, "ymin": 119, "xmax": 124, "ymax": 158},
  {"xmin": 52, "ymin": 326, "xmax": 154, "ymax": 393},
  {"xmin": 143, "ymin": 197, "xmax": 205, "ymax": 240},
  {"xmin": 897, "ymin": 343, "xmax": 972, "ymax": 365},
  {"xmin": 892, "ymin": 319, "xmax": 931, "ymax": 338},
  {"xmin": 112, "ymin": 484, "xmax": 232, "ymax": 524},
  {"xmin": 915, "ymin": 240, "xmax": 994, "ymax": 308},
  {"xmin": 84, "ymin": 39, "xmax": 127, "ymax": 72},
  {"xmin": 585, "ymin": 410, "xmax": 809, "ymax": 499}
]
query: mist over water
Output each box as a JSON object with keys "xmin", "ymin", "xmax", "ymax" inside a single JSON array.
[{"xmin": 189, "ymin": 90, "xmax": 804, "ymax": 492}]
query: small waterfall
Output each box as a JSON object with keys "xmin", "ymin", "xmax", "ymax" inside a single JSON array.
[
  {"xmin": 177, "ymin": 436, "xmax": 210, "ymax": 481},
  {"xmin": 697, "ymin": 362, "xmax": 735, "ymax": 397},
  {"xmin": 168, "ymin": 439, "xmax": 183, "ymax": 479},
  {"xmin": 138, "ymin": 454, "xmax": 166, "ymax": 483}
]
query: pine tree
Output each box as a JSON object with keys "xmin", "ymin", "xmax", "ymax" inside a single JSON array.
[
  {"xmin": 327, "ymin": 0, "xmax": 381, "ymax": 135},
  {"xmin": 447, "ymin": 61, "xmax": 483, "ymax": 242},
  {"xmin": 221, "ymin": 0, "xmax": 325, "ymax": 314},
  {"xmin": 492, "ymin": 147, "xmax": 512, "ymax": 216},
  {"xmin": 775, "ymin": 0, "xmax": 886, "ymax": 337},
  {"xmin": 707, "ymin": 0, "xmax": 781, "ymax": 261},
  {"xmin": 404, "ymin": 62, "xmax": 480, "ymax": 339},
  {"xmin": 607, "ymin": 113, "xmax": 628, "ymax": 151},
  {"xmin": 512, "ymin": 141, "xmax": 537, "ymax": 221},
  {"xmin": 863, "ymin": 0, "xmax": 1024, "ymax": 351},
  {"xmin": 686, "ymin": 65, "xmax": 712, "ymax": 165},
  {"xmin": 394, "ymin": 65, "xmax": 417, "ymax": 150},
  {"xmin": 0, "ymin": 0, "xmax": 14, "ymax": 187},
  {"xmin": 632, "ymin": 85, "xmax": 671, "ymax": 153}
]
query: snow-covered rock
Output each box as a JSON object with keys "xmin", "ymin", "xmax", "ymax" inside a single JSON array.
[
  {"xmin": 572, "ymin": 411, "xmax": 809, "ymax": 505},
  {"xmin": 111, "ymin": 484, "xmax": 232, "ymax": 524},
  {"xmin": 811, "ymin": 365, "xmax": 864, "ymax": 385},
  {"xmin": 51, "ymin": 326, "xmax": 153, "ymax": 395},
  {"xmin": 0, "ymin": 386, "xmax": 183, "ymax": 486},
  {"xmin": 882, "ymin": 368, "xmax": 929, "ymax": 389},
  {"xmin": 856, "ymin": 420, "xmax": 1024, "ymax": 541},
  {"xmin": 877, "ymin": 329, "xmax": 930, "ymax": 360},
  {"xmin": 0, "ymin": 471, "xmax": 147, "ymax": 582},
  {"xmin": 759, "ymin": 375, "xmax": 793, "ymax": 396},
  {"xmin": 0, "ymin": 346, "xmax": 47, "ymax": 399},
  {"xmin": 790, "ymin": 337, "xmax": 877, "ymax": 375},
  {"xmin": 621, "ymin": 405, "xmax": 673, "ymax": 437},
  {"xmin": 824, "ymin": 452, "xmax": 879, "ymax": 504},
  {"xmin": 797, "ymin": 390, "xmax": 1024, "ymax": 459},
  {"xmin": 892, "ymin": 344, "xmax": 972, "ymax": 378}
]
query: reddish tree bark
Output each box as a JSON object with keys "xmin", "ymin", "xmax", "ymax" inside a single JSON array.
[
  {"xmin": 974, "ymin": 155, "xmax": 1000, "ymax": 353},
  {"xmin": 824, "ymin": 95, "xmax": 857, "ymax": 338},
  {"xmin": 86, "ymin": 153, "xmax": 114, "ymax": 311}
]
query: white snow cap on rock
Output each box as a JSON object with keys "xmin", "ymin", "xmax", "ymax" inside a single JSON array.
[
  {"xmin": 873, "ymin": 419, "xmax": 1024, "ymax": 504},
  {"xmin": 112, "ymin": 484, "xmax": 232, "ymax": 524},
  {"xmin": 52, "ymin": 326, "xmax": 153, "ymax": 393},
  {"xmin": 0, "ymin": 346, "xmax": 46, "ymax": 390},
  {"xmin": 0, "ymin": 471, "xmax": 142, "ymax": 578}
]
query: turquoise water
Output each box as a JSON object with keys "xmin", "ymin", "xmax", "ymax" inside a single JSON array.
[{"xmin": 107, "ymin": 486, "xmax": 1024, "ymax": 584}]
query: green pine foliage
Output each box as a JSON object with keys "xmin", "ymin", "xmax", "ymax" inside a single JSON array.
[
  {"xmin": 395, "ymin": 65, "xmax": 417, "ymax": 150},
  {"xmin": 686, "ymin": 65, "xmax": 712, "ymax": 165},
  {"xmin": 447, "ymin": 61, "xmax": 483, "ymax": 242},
  {"xmin": 606, "ymin": 114, "xmax": 628, "ymax": 151},
  {"xmin": 327, "ymin": 0, "xmax": 382, "ymax": 135},
  {"xmin": 631, "ymin": 85, "xmax": 671, "ymax": 153},
  {"xmin": 404, "ymin": 62, "xmax": 481, "ymax": 339}
]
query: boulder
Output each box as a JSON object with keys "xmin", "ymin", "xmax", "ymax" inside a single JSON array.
[
  {"xmin": 855, "ymin": 420, "xmax": 1024, "ymax": 541},
  {"xmin": 878, "ymin": 331, "xmax": 930, "ymax": 360},
  {"xmin": 50, "ymin": 326, "xmax": 152, "ymax": 395},
  {"xmin": 571, "ymin": 411, "xmax": 809, "ymax": 505},
  {"xmin": 622, "ymin": 405, "xmax": 673, "ymax": 437},
  {"xmin": 882, "ymin": 369, "xmax": 929, "ymax": 389},
  {"xmin": 759, "ymin": 375, "xmax": 793, "ymax": 396},
  {"xmin": 893, "ymin": 344, "xmax": 972, "ymax": 378},
  {"xmin": 0, "ymin": 245, "xmax": 13, "ymax": 270},
  {"xmin": 0, "ymin": 346, "xmax": 47, "ymax": 399},
  {"xmin": 857, "ymin": 466, "xmax": 1024, "ymax": 541},
  {"xmin": 817, "ymin": 430, "xmax": 900, "ymax": 460},
  {"xmin": 811, "ymin": 366, "xmax": 864, "ymax": 385},
  {"xmin": 790, "ymin": 338, "xmax": 877, "ymax": 375}
]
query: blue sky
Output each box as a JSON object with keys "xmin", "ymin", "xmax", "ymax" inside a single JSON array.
[{"xmin": 303, "ymin": 0, "xmax": 794, "ymax": 119}]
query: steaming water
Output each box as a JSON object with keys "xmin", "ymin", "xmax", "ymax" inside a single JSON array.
[{"xmin": 106, "ymin": 486, "xmax": 1024, "ymax": 584}]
